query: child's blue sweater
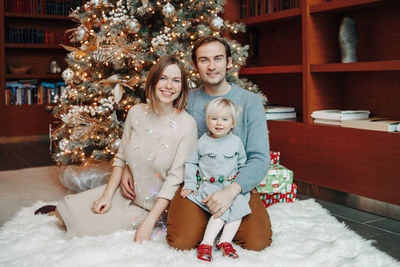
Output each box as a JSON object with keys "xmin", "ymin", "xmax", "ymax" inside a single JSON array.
[{"xmin": 187, "ymin": 83, "xmax": 270, "ymax": 193}]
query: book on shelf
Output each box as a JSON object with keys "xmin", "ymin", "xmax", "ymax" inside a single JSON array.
[
  {"xmin": 5, "ymin": 80, "xmax": 65, "ymax": 105},
  {"xmin": 266, "ymin": 111, "xmax": 296, "ymax": 120},
  {"xmin": 311, "ymin": 110, "xmax": 370, "ymax": 121},
  {"xmin": 313, "ymin": 119, "xmax": 342, "ymax": 126},
  {"xmin": 240, "ymin": 0, "xmax": 299, "ymax": 18},
  {"xmin": 265, "ymin": 105, "xmax": 296, "ymax": 120},
  {"xmin": 265, "ymin": 105, "xmax": 295, "ymax": 113},
  {"xmin": 342, "ymin": 118, "xmax": 400, "ymax": 132}
]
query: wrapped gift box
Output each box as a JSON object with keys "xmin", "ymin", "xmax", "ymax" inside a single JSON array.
[
  {"xmin": 257, "ymin": 163, "xmax": 293, "ymax": 194},
  {"xmin": 270, "ymin": 151, "xmax": 280, "ymax": 164},
  {"xmin": 259, "ymin": 183, "xmax": 297, "ymax": 208}
]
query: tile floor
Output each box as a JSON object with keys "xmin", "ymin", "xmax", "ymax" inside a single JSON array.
[{"xmin": 0, "ymin": 140, "xmax": 399, "ymax": 261}]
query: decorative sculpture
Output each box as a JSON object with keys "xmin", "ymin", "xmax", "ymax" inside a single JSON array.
[{"xmin": 339, "ymin": 17, "xmax": 358, "ymax": 63}]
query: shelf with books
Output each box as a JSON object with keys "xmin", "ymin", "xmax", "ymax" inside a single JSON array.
[
  {"xmin": 310, "ymin": 60, "xmax": 400, "ymax": 72},
  {"xmin": 242, "ymin": 73, "xmax": 304, "ymax": 121},
  {"xmin": 240, "ymin": 7, "xmax": 302, "ymax": 25},
  {"xmin": 308, "ymin": 71, "xmax": 399, "ymax": 124},
  {"xmin": 0, "ymin": 0, "xmax": 75, "ymax": 136}
]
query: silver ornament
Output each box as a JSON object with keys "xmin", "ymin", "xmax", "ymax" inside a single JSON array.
[
  {"xmin": 210, "ymin": 16, "xmax": 224, "ymax": 30},
  {"xmin": 162, "ymin": 3, "xmax": 175, "ymax": 18},
  {"xmin": 126, "ymin": 18, "xmax": 140, "ymax": 34},
  {"xmin": 62, "ymin": 68, "xmax": 74, "ymax": 82},
  {"xmin": 75, "ymin": 27, "xmax": 88, "ymax": 41}
]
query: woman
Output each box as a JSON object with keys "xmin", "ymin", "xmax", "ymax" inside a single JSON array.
[{"xmin": 47, "ymin": 55, "xmax": 197, "ymax": 241}]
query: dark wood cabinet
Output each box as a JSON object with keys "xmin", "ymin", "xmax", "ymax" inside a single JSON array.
[
  {"xmin": 0, "ymin": 1, "xmax": 74, "ymax": 136},
  {"xmin": 226, "ymin": 0, "xmax": 400, "ymax": 205}
]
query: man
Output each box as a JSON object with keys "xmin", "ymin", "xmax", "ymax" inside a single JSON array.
[{"xmin": 121, "ymin": 36, "xmax": 272, "ymax": 251}]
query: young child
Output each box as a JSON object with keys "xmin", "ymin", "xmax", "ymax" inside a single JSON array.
[{"xmin": 181, "ymin": 98, "xmax": 250, "ymax": 262}]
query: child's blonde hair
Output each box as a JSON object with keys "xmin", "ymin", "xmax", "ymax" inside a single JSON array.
[{"xmin": 205, "ymin": 98, "xmax": 240, "ymax": 127}]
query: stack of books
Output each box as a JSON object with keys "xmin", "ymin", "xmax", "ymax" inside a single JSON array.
[
  {"xmin": 265, "ymin": 105, "xmax": 296, "ymax": 121},
  {"xmin": 311, "ymin": 110, "xmax": 370, "ymax": 126},
  {"xmin": 342, "ymin": 118, "xmax": 400, "ymax": 133}
]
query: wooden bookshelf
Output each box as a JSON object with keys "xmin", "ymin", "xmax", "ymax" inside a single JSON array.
[
  {"xmin": 0, "ymin": 1, "xmax": 75, "ymax": 136},
  {"xmin": 5, "ymin": 44, "xmax": 64, "ymax": 49},
  {"xmin": 5, "ymin": 12, "xmax": 70, "ymax": 20},
  {"xmin": 226, "ymin": 0, "xmax": 400, "ymax": 205}
]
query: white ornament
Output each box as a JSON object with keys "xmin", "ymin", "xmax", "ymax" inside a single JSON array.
[
  {"xmin": 210, "ymin": 16, "xmax": 224, "ymax": 30},
  {"xmin": 126, "ymin": 18, "xmax": 140, "ymax": 34},
  {"xmin": 59, "ymin": 138, "xmax": 68, "ymax": 150},
  {"xmin": 162, "ymin": 3, "xmax": 175, "ymax": 17},
  {"xmin": 62, "ymin": 68, "xmax": 74, "ymax": 82},
  {"xmin": 75, "ymin": 27, "xmax": 88, "ymax": 41},
  {"xmin": 113, "ymin": 84, "xmax": 124, "ymax": 103}
]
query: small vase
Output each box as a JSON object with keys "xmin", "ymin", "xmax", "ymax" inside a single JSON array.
[{"xmin": 339, "ymin": 17, "xmax": 358, "ymax": 63}]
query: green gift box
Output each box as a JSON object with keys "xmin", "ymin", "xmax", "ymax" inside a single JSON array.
[{"xmin": 257, "ymin": 164, "xmax": 293, "ymax": 194}]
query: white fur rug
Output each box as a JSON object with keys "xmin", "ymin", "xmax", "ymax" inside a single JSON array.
[{"xmin": 0, "ymin": 199, "xmax": 398, "ymax": 267}]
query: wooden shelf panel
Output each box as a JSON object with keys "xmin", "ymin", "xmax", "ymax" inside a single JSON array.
[
  {"xmin": 240, "ymin": 65, "xmax": 302, "ymax": 74},
  {"xmin": 268, "ymin": 120, "xmax": 306, "ymax": 180},
  {"xmin": 5, "ymin": 13, "xmax": 70, "ymax": 20},
  {"xmin": 310, "ymin": 60, "xmax": 400, "ymax": 72},
  {"xmin": 5, "ymin": 74, "xmax": 62, "ymax": 80},
  {"xmin": 5, "ymin": 43, "xmax": 64, "ymax": 49},
  {"xmin": 240, "ymin": 8, "xmax": 301, "ymax": 25},
  {"xmin": 310, "ymin": 0, "xmax": 389, "ymax": 14},
  {"xmin": 306, "ymin": 123, "xmax": 400, "ymax": 205},
  {"xmin": 1, "ymin": 105, "xmax": 54, "ymax": 136}
]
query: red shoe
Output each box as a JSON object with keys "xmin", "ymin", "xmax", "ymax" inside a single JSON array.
[
  {"xmin": 197, "ymin": 244, "xmax": 212, "ymax": 262},
  {"xmin": 216, "ymin": 242, "xmax": 239, "ymax": 259}
]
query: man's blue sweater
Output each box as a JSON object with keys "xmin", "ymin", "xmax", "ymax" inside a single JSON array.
[{"xmin": 187, "ymin": 83, "xmax": 270, "ymax": 193}]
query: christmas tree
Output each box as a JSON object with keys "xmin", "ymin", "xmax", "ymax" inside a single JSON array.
[{"xmin": 51, "ymin": 0, "xmax": 265, "ymax": 165}]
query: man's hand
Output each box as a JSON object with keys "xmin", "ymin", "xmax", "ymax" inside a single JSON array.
[
  {"xmin": 201, "ymin": 182, "xmax": 242, "ymax": 218},
  {"xmin": 120, "ymin": 165, "xmax": 136, "ymax": 200}
]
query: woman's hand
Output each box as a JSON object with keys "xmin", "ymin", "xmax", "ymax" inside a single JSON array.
[
  {"xmin": 134, "ymin": 219, "xmax": 155, "ymax": 243},
  {"xmin": 180, "ymin": 189, "xmax": 196, "ymax": 198},
  {"xmin": 120, "ymin": 165, "xmax": 136, "ymax": 200},
  {"xmin": 92, "ymin": 195, "xmax": 112, "ymax": 214}
]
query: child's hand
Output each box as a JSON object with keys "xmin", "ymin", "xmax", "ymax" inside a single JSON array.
[
  {"xmin": 92, "ymin": 195, "xmax": 112, "ymax": 214},
  {"xmin": 180, "ymin": 189, "xmax": 196, "ymax": 198}
]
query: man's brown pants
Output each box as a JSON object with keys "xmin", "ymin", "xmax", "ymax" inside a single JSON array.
[{"xmin": 166, "ymin": 185, "xmax": 273, "ymax": 251}]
